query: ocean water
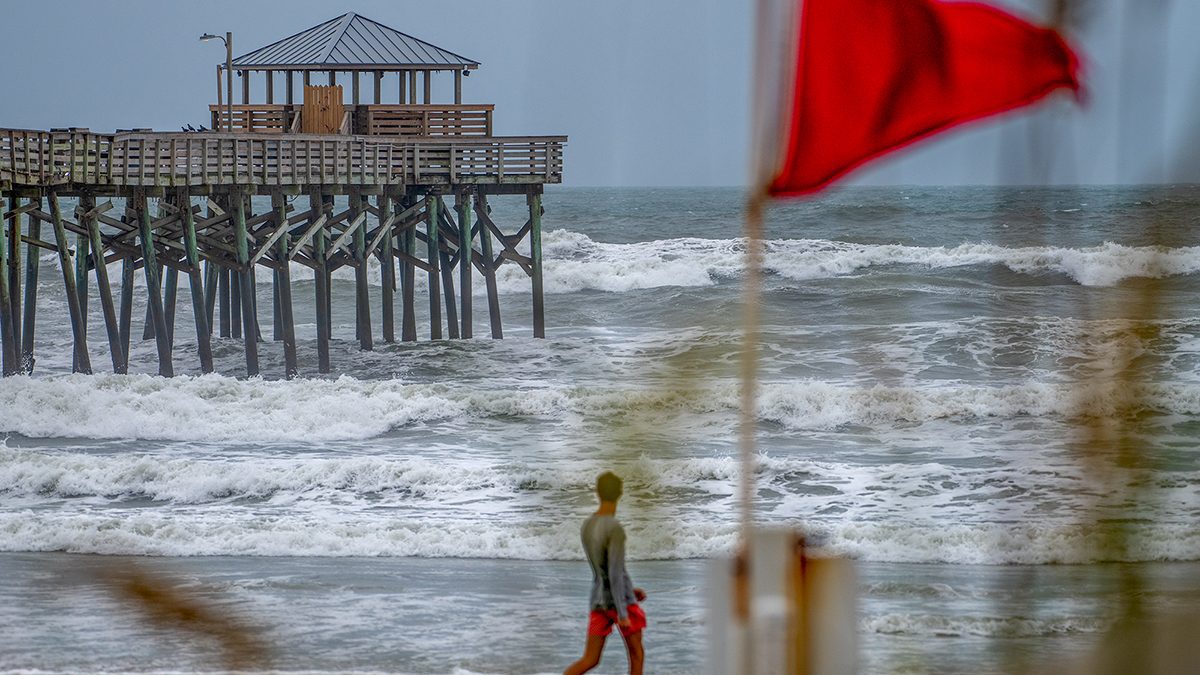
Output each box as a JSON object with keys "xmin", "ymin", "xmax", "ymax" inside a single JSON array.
[{"xmin": 2, "ymin": 185, "xmax": 1200, "ymax": 673}]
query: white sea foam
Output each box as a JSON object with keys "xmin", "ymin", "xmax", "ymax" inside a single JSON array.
[
  {"xmin": 860, "ymin": 613, "xmax": 1111, "ymax": 637},
  {"xmin": 525, "ymin": 232, "xmax": 1200, "ymax": 292},
  {"xmin": 3, "ymin": 507, "xmax": 1198, "ymax": 564},
  {"xmin": 4, "ymin": 447, "xmax": 1197, "ymax": 563},
  {"xmin": 126, "ymin": 230, "xmax": 1199, "ymax": 296},
  {"xmin": 2, "ymin": 373, "xmax": 1199, "ymax": 442}
]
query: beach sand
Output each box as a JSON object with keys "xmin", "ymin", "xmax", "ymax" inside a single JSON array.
[{"xmin": 3, "ymin": 552, "xmax": 1198, "ymax": 673}]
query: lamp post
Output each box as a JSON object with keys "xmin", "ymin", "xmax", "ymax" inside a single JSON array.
[{"xmin": 200, "ymin": 32, "xmax": 233, "ymax": 132}]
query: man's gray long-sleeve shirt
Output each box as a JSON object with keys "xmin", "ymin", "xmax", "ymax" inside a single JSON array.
[{"xmin": 582, "ymin": 514, "xmax": 637, "ymax": 619}]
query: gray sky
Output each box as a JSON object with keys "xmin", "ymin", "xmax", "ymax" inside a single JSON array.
[{"xmin": 1, "ymin": 1, "xmax": 1197, "ymax": 187}]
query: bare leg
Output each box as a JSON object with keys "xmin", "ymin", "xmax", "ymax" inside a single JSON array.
[
  {"xmin": 621, "ymin": 630, "xmax": 644, "ymax": 675},
  {"xmin": 564, "ymin": 633, "xmax": 606, "ymax": 675}
]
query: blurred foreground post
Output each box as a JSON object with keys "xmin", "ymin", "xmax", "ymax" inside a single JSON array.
[{"xmin": 707, "ymin": 529, "xmax": 857, "ymax": 674}]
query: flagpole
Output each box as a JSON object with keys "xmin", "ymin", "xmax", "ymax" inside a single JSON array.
[{"xmin": 735, "ymin": 1, "xmax": 800, "ymax": 670}]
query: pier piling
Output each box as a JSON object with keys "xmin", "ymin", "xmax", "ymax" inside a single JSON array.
[{"xmin": 49, "ymin": 192, "xmax": 92, "ymax": 374}]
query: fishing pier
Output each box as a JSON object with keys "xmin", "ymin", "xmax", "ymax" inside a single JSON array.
[{"xmin": 0, "ymin": 13, "xmax": 564, "ymax": 378}]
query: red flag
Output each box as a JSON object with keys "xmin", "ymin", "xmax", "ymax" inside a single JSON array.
[{"xmin": 768, "ymin": 0, "xmax": 1081, "ymax": 197}]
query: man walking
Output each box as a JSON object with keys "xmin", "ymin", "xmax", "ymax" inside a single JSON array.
[{"xmin": 564, "ymin": 471, "xmax": 646, "ymax": 675}]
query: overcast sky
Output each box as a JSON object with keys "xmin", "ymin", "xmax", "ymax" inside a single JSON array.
[{"xmin": 0, "ymin": 1, "xmax": 1197, "ymax": 187}]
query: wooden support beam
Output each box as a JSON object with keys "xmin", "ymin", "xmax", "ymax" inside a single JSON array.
[
  {"xmin": 288, "ymin": 213, "xmax": 327, "ymax": 261},
  {"xmin": 425, "ymin": 195, "xmax": 442, "ymax": 340},
  {"xmin": 457, "ymin": 192, "xmax": 473, "ymax": 339},
  {"xmin": 136, "ymin": 194, "xmax": 172, "ymax": 376},
  {"xmin": 440, "ymin": 241, "xmax": 459, "ymax": 340},
  {"xmin": 272, "ymin": 267, "xmax": 282, "ymax": 342},
  {"xmin": 5, "ymin": 196, "xmax": 21, "ymax": 373},
  {"xmin": 72, "ymin": 228, "xmax": 89, "ymax": 372},
  {"xmin": 229, "ymin": 244, "xmax": 242, "ymax": 338},
  {"xmin": 3, "ymin": 201, "xmax": 38, "ymax": 220},
  {"xmin": 232, "ymin": 191, "xmax": 259, "ymax": 376},
  {"xmin": 119, "ymin": 257, "xmax": 134, "ymax": 366},
  {"xmin": 312, "ymin": 192, "xmax": 331, "ymax": 373},
  {"xmin": 475, "ymin": 193, "xmax": 502, "ymax": 339},
  {"xmin": 373, "ymin": 71, "xmax": 383, "ymax": 105},
  {"xmin": 378, "ymin": 194, "xmax": 395, "ymax": 343},
  {"xmin": 266, "ymin": 71, "xmax": 274, "ymax": 104},
  {"xmin": 529, "ymin": 192, "xmax": 545, "ymax": 338},
  {"xmin": 273, "ymin": 192, "xmax": 297, "ymax": 378},
  {"xmin": 163, "ymin": 265, "xmax": 178, "ymax": 348},
  {"xmin": 49, "ymin": 192, "xmax": 92, "ymax": 374},
  {"xmin": 142, "ymin": 263, "xmax": 158, "ymax": 342},
  {"xmin": 422, "ymin": 70, "xmax": 431, "ymax": 104},
  {"xmin": 216, "ymin": 201, "xmax": 231, "ymax": 340},
  {"xmin": 203, "ymin": 261, "xmax": 217, "ymax": 337},
  {"xmin": 250, "ymin": 213, "xmax": 292, "ymax": 265},
  {"xmin": 0, "ymin": 195, "xmax": 16, "ymax": 375},
  {"xmin": 21, "ymin": 196, "xmax": 39, "ymax": 373},
  {"xmin": 327, "ymin": 212, "xmax": 366, "ymax": 260},
  {"xmin": 181, "ymin": 191, "xmax": 213, "ymax": 373},
  {"xmin": 455, "ymin": 70, "xmax": 463, "ymax": 104},
  {"xmin": 351, "ymin": 190, "xmax": 372, "ymax": 350},
  {"xmin": 401, "ymin": 198, "xmax": 417, "ymax": 342},
  {"xmin": 82, "ymin": 194, "xmax": 127, "ymax": 374}
]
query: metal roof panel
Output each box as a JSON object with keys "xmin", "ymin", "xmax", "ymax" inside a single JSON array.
[{"xmin": 232, "ymin": 12, "xmax": 480, "ymax": 69}]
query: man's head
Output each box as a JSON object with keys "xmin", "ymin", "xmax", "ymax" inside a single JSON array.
[{"xmin": 596, "ymin": 471, "xmax": 623, "ymax": 503}]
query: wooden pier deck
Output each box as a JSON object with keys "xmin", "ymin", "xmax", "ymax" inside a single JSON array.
[{"xmin": 0, "ymin": 129, "xmax": 563, "ymax": 190}]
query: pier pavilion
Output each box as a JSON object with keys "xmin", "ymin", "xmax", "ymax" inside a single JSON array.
[{"xmin": 0, "ymin": 12, "xmax": 565, "ymax": 379}]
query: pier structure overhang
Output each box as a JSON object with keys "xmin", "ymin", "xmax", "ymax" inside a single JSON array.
[{"xmin": 219, "ymin": 12, "xmax": 481, "ymax": 109}]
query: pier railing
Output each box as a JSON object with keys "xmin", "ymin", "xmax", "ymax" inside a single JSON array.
[
  {"xmin": 209, "ymin": 105, "xmax": 294, "ymax": 133},
  {"xmin": 364, "ymin": 105, "xmax": 494, "ymax": 136},
  {"xmin": 0, "ymin": 128, "xmax": 565, "ymax": 187}
]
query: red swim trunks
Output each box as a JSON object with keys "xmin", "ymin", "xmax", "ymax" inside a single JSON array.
[{"xmin": 588, "ymin": 603, "xmax": 647, "ymax": 637}]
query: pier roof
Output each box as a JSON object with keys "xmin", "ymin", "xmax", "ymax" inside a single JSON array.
[{"xmin": 231, "ymin": 12, "xmax": 480, "ymax": 71}]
